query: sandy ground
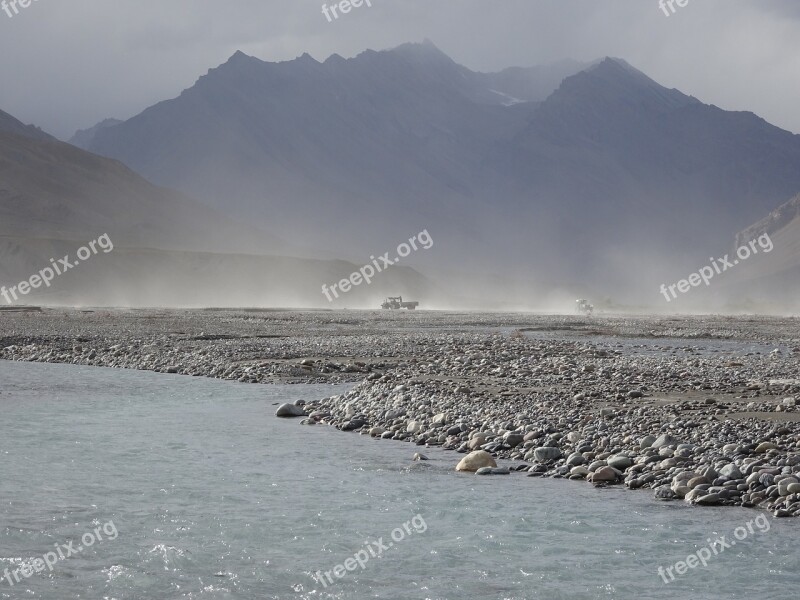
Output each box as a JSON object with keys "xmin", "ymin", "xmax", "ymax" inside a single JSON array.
[
  {"xmin": 0, "ymin": 308, "xmax": 798, "ymax": 392},
  {"xmin": 0, "ymin": 307, "xmax": 797, "ymax": 418}
]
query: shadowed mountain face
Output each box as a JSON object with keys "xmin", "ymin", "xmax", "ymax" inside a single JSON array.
[
  {"xmin": 0, "ymin": 109, "xmax": 429, "ymax": 308},
  {"xmin": 75, "ymin": 43, "xmax": 589, "ymax": 265},
  {"xmin": 0, "ymin": 109, "xmax": 55, "ymax": 143},
  {"xmin": 69, "ymin": 118, "xmax": 123, "ymax": 150},
  {"xmin": 0, "ymin": 126, "xmax": 277, "ymax": 254},
  {"xmin": 73, "ymin": 42, "xmax": 800, "ymax": 300}
]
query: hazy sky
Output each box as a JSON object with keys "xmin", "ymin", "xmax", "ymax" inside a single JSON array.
[{"xmin": 1, "ymin": 0, "xmax": 798, "ymax": 140}]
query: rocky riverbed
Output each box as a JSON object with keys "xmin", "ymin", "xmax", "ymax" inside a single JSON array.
[{"xmin": 2, "ymin": 308, "xmax": 800, "ymax": 516}]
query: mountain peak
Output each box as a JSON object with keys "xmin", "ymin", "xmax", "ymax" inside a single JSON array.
[
  {"xmin": 217, "ymin": 50, "xmax": 265, "ymax": 73},
  {"xmin": 589, "ymin": 57, "xmax": 650, "ymax": 80},
  {"xmin": 554, "ymin": 55, "xmax": 698, "ymax": 112},
  {"xmin": 388, "ymin": 39, "xmax": 455, "ymax": 65},
  {"xmin": 324, "ymin": 53, "xmax": 346, "ymax": 65},
  {"xmin": 226, "ymin": 50, "xmax": 253, "ymax": 63},
  {"xmin": 296, "ymin": 52, "xmax": 319, "ymax": 64}
]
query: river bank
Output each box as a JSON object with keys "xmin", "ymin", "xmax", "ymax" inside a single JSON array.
[{"xmin": 2, "ymin": 308, "xmax": 800, "ymax": 516}]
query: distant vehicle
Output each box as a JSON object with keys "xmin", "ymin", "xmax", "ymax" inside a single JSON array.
[
  {"xmin": 576, "ymin": 298, "xmax": 594, "ymax": 315},
  {"xmin": 381, "ymin": 296, "xmax": 419, "ymax": 310}
]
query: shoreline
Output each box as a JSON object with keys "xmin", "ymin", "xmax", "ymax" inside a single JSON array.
[
  {"xmin": 296, "ymin": 333, "xmax": 800, "ymax": 518},
  {"xmin": 2, "ymin": 308, "xmax": 799, "ymax": 517}
]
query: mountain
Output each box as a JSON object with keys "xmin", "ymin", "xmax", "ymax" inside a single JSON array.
[
  {"xmin": 729, "ymin": 192, "xmax": 800, "ymax": 287},
  {"xmin": 68, "ymin": 118, "xmax": 124, "ymax": 149},
  {"xmin": 72, "ymin": 42, "xmax": 800, "ymax": 301},
  {"xmin": 74, "ymin": 43, "xmax": 584, "ymax": 259},
  {"xmin": 0, "ymin": 108, "xmax": 56, "ymax": 142},
  {"xmin": 491, "ymin": 58, "xmax": 800, "ymax": 285},
  {"xmin": 0, "ymin": 108, "xmax": 429, "ymax": 307},
  {"xmin": 0, "ymin": 122, "xmax": 278, "ymax": 253},
  {"xmin": 478, "ymin": 58, "xmax": 591, "ymax": 105}
]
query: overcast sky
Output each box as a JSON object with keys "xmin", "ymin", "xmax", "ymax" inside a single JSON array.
[{"xmin": 1, "ymin": 0, "xmax": 798, "ymax": 140}]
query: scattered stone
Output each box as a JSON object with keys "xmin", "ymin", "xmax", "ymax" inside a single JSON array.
[
  {"xmin": 590, "ymin": 466, "xmax": 619, "ymax": 483},
  {"xmin": 468, "ymin": 434, "xmax": 488, "ymax": 451},
  {"xmin": 695, "ymin": 493, "xmax": 722, "ymax": 506},
  {"xmin": 607, "ymin": 455, "xmax": 633, "ymax": 470},
  {"xmin": 719, "ymin": 464, "xmax": 742, "ymax": 479},
  {"xmin": 275, "ymin": 403, "xmax": 307, "ymax": 417},
  {"xmin": 654, "ymin": 485, "xmax": 676, "ymax": 500},
  {"xmin": 756, "ymin": 442, "xmax": 778, "ymax": 453},
  {"xmin": 652, "ymin": 434, "xmax": 681, "ymax": 449},
  {"xmin": 533, "ymin": 447, "xmax": 562, "ymax": 462},
  {"xmin": 456, "ymin": 451, "xmax": 497, "ymax": 472}
]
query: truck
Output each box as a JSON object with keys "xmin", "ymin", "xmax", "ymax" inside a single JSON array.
[
  {"xmin": 381, "ymin": 296, "xmax": 419, "ymax": 310},
  {"xmin": 575, "ymin": 298, "xmax": 594, "ymax": 316}
]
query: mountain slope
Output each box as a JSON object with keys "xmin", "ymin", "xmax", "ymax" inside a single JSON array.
[
  {"xmin": 0, "ymin": 108, "xmax": 56, "ymax": 142},
  {"xmin": 0, "ymin": 108, "xmax": 431, "ymax": 307},
  {"xmin": 733, "ymin": 193, "xmax": 800, "ymax": 280},
  {"xmin": 492, "ymin": 58, "xmax": 800, "ymax": 278},
  {"xmin": 0, "ymin": 128, "xmax": 281, "ymax": 253},
  {"xmin": 72, "ymin": 43, "xmax": 800, "ymax": 299},
  {"xmin": 68, "ymin": 118, "xmax": 123, "ymax": 149}
]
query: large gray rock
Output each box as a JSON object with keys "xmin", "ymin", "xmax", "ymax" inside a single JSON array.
[
  {"xmin": 590, "ymin": 466, "xmax": 620, "ymax": 483},
  {"xmin": 503, "ymin": 432, "xmax": 524, "ymax": 448},
  {"xmin": 719, "ymin": 464, "xmax": 742, "ymax": 479},
  {"xmin": 533, "ymin": 447, "xmax": 562, "ymax": 462},
  {"xmin": 652, "ymin": 434, "xmax": 681, "ymax": 449},
  {"xmin": 385, "ymin": 408, "xmax": 406, "ymax": 419},
  {"xmin": 778, "ymin": 477, "xmax": 799, "ymax": 496},
  {"xmin": 276, "ymin": 403, "xmax": 307, "ymax": 417},
  {"xmin": 407, "ymin": 421, "xmax": 423, "ymax": 433},
  {"xmin": 695, "ymin": 493, "xmax": 722, "ymax": 506},
  {"xmin": 640, "ymin": 435, "xmax": 657, "ymax": 449},
  {"xmin": 468, "ymin": 434, "xmax": 488, "ymax": 450},
  {"xmin": 654, "ymin": 485, "xmax": 676, "ymax": 500},
  {"xmin": 756, "ymin": 441, "xmax": 778, "ymax": 453},
  {"xmin": 607, "ymin": 455, "xmax": 633, "ymax": 470},
  {"xmin": 456, "ymin": 450, "xmax": 498, "ymax": 472},
  {"xmin": 432, "ymin": 413, "xmax": 448, "ymax": 425},
  {"xmin": 566, "ymin": 452, "xmax": 586, "ymax": 467}
]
